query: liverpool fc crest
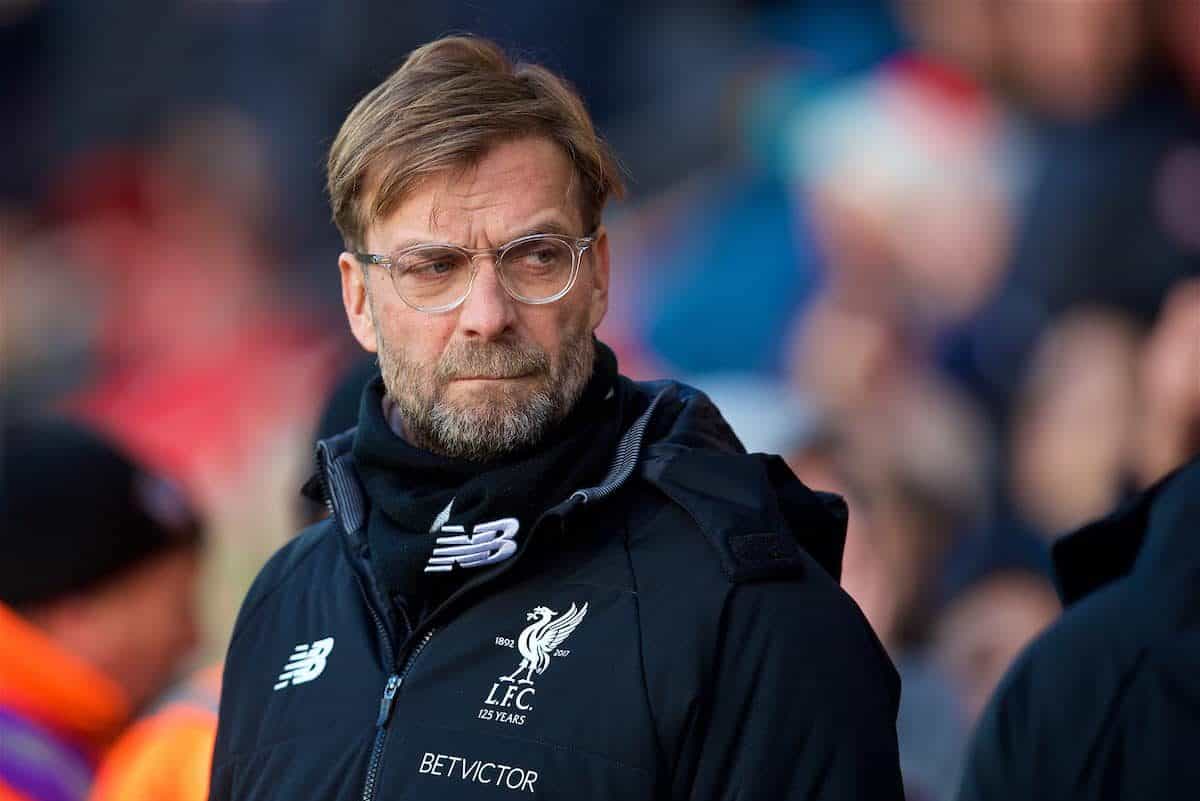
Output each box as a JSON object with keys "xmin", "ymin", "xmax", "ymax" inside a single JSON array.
[
  {"xmin": 481, "ymin": 602, "xmax": 588, "ymax": 727},
  {"xmin": 501, "ymin": 603, "xmax": 588, "ymax": 684}
]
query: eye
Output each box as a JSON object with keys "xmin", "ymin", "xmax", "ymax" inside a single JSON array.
[
  {"xmin": 415, "ymin": 259, "xmax": 455, "ymax": 276},
  {"xmin": 506, "ymin": 239, "xmax": 570, "ymax": 274},
  {"xmin": 399, "ymin": 249, "xmax": 464, "ymax": 279}
]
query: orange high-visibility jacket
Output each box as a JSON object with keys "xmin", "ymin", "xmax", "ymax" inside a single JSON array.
[
  {"xmin": 89, "ymin": 664, "xmax": 221, "ymax": 801},
  {"xmin": 0, "ymin": 604, "xmax": 130, "ymax": 801}
]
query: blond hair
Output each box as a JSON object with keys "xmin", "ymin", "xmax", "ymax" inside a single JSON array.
[{"xmin": 327, "ymin": 35, "xmax": 624, "ymax": 250}]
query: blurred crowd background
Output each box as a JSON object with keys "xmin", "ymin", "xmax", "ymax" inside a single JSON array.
[{"xmin": 2, "ymin": 1, "xmax": 1198, "ymax": 799}]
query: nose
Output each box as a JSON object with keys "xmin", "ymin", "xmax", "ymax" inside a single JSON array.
[{"xmin": 456, "ymin": 255, "xmax": 516, "ymax": 340}]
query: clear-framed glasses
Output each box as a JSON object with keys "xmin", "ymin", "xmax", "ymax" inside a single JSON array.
[{"xmin": 354, "ymin": 232, "xmax": 595, "ymax": 313}]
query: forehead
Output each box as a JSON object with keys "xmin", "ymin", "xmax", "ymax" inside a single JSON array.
[{"xmin": 369, "ymin": 136, "xmax": 581, "ymax": 249}]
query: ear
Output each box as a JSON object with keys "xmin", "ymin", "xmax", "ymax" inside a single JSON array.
[
  {"xmin": 340, "ymin": 252, "xmax": 378, "ymax": 353},
  {"xmin": 587, "ymin": 226, "xmax": 610, "ymax": 331}
]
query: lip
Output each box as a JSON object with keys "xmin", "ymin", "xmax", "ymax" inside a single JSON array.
[{"xmin": 452, "ymin": 374, "xmax": 532, "ymax": 381}]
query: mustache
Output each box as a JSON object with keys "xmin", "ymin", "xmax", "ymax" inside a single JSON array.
[{"xmin": 434, "ymin": 340, "xmax": 551, "ymax": 382}]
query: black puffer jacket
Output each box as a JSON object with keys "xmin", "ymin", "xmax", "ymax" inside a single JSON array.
[{"xmin": 209, "ymin": 379, "xmax": 903, "ymax": 800}]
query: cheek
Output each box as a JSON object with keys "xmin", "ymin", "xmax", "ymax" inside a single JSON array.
[
  {"xmin": 523, "ymin": 296, "xmax": 592, "ymax": 354},
  {"xmin": 377, "ymin": 305, "xmax": 456, "ymax": 366},
  {"xmin": 575, "ymin": 267, "xmax": 606, "ymax": 330},
  {"xmin": 107, "ymin": 595, "xmax": 186, "ymax": 705},
  {"xmin": 136, "ymin": 584, "xmax": 188, "ymax": 647},
  {"xmin": 144, "ymin": 563, "xmax": 201, "ymax": 652},
  {"xmin": 527, "ymin": 322, "xmax": 571, "ymax": 373},
  {"xmin": 135, "ymin": 595, "xmax": 197, "ymax": 692}
]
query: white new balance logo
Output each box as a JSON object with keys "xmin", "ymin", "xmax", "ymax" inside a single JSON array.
[
  {"xmin": 273, "ymin": 637, "xmax": 334, "ymax": 690},
  {"xmin": 425, "ymin": 518, "xmax": 519, "ymax": 573}
]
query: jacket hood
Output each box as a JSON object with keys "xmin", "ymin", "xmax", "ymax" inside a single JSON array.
[{"xmin": 1053, "ymin": 456, "xmax": 1200, "ymax": 606}]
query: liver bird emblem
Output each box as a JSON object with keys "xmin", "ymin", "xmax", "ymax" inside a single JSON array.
[{"xmin": 500, "ymin": 603, "xmax": 588, "ymax": 685}]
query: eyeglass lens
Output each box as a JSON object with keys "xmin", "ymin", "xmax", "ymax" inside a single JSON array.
[{"xmin": 392, "ymin": 236, "xmax": 575, "ymax": 309}]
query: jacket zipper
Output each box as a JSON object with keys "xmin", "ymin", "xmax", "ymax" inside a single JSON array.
[
  {"xmin": 339, "ymin": 390, "xmax": 665, "ymax": 800},
  {"xmin": 361, "ymin": 628, "xmax": 435, "ymax": 801},
  {"xmin": 314, "ymin": 444, "xmax": 336, "ymax": 518},
  {"xmin": 353, "ymin": 514, "xmax": 553, "ymax": 801},
  {"xmin": 318, "ymin": 443, "xmax": 399, "ymax": 668}
]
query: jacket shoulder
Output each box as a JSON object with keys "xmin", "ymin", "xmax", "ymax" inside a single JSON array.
[
  {"xmin": 993, "ymin": 577, "xmax": 1159, "ymax": 727},
  {"xmin": 623, "ymin": 459, "xmax": 883, "ymax": 678},
  {"xmin": 622, "ymin": 474, "xmax": 899, "ymax": 792},
  {"xmin": 227, "ymin": 520, "xmax": 341, "ymax": 648},
  {"xmin": 961, "ymin": 580, "xmax": 1156, "ymax": 800},
  {"xmin": 637, "ymin": 444, "xmax": 847, "ymax": 584}
]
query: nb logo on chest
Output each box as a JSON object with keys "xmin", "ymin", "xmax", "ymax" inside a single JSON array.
[
  {"xmin": 273, "ymin": 637, "xmax": 334, "ymax": 690},
  {"xmin": 425, "ymin": 515, "xmax": 519, "ymax": 573}
]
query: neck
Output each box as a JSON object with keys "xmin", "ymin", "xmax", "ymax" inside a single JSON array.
[{"xmin": 382, "ymin": 394, "xmax": 412, "ymax": 444}]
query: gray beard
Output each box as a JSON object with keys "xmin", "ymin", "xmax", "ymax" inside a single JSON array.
[{"xmin": 377, "ymin": 327, "xmax": 594, "ymax": 462}]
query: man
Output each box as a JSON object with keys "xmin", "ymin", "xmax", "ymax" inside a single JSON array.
[
  {"xmin": 86, "ymin": 358, "xmax": 379, "ymax": 801},
  {"xmin": 933, "ymin": 528, "xmax": 1059, "ymax": 727},
  {"xmin": 956, "ymin": 455, "xmax": 1200, "ymax": 800},
  {"xmin": 0, "ymin": 418, "xmax": 204, "ymax": 801},
  {"xmin": 211, "ymin": 35, "xmax": 902, "ymax": 800}
]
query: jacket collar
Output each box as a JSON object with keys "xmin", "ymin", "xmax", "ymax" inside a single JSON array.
[
  {"xmin": 304, "ymin": 383, "xmax": 667, "ymax": 660},
  {"xmin": 1052, "ymin": 457, "xmax": 1200, "ymax": 606},
  {"xmin": 309, "ymin": 377, "xmax": 847, "ymax": 585},
  {"xmin": 311, "ymin": 382, "xmax": 668, "ymax": 542},
  {"xmin": 0, "ymin": 602, "xmax": 130, "ymax": 752}
]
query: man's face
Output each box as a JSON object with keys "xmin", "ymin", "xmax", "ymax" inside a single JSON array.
[
  {"xmin": 934, "ymin": 571, "xmax": 1059, "ymax": 724},
  {"xmin": 107, "ymin": 548, "xmax": 203, "ymax": 711},
  {"xmin": 39, "ymin": 547, "xmax": 203, "ymax": 713},
  {"xmin": 339, "ymin": 136, "xmax": 610, "ymax": 460}
]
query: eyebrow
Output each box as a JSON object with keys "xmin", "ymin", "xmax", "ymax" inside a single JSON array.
[{"xmin": 384, "ymin": 217, "xmax": 578, "ymax": 253}]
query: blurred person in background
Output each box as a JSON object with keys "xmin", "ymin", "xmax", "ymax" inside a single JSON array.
[
  {"xmin": 787, "ymin": 418, "xmax": 973, "ymax": 801},
  {"xmin": 1008, "ymin": 283, "xmax": 1200, "ymax": 539},
  {"xmin": 995, "ymin": 0, "xmax": 1147, "ymax": 123},
  {"xmin": 786, "ymin": 40, "xmax": 1015, "ymax": 432},
  {"xmin": 781, "ymin": 63, "xmax": 1007, "ymax": 786},
  {"xmin": 87, "ymin": 664, "xmax": 220, "ymax": 801},
  {"xmin": 792, "ymin": 371, "xmax": 993, "ymax": 660},
  {"xmin": 13, "ymin": 107, "xmax": 346, "ymax": 648},
  {"xmin": 845, "ymin": 379, "xmax": 989, "ymax": 801},
  {"xmin": 85, "ymin": 354, "xmax": 389, "ymax": 801},
  {"xmin": 211, "ymin": 35, "xmax": 903, "ymax": 801},
  {"xmin": 0, "ymin": 210, "xmax": 105, "ymax": 417},
  {"xmin": 613, "ymin": 1, "xmax": 905, "ymax": 378},
  {"xmin": 53, "ymin": 107, "xmax": 341, "ymax": 507},
  {"xmin": 893, "ymin": 0, "xmax": 1001, "ymax": 84},
  {"xmin": 0, "ymin": 418, "xmax": 204, "ymax": 801},
  {"xmin": 1132, "ymin": 278, "xmax": 1200, "ymax": 488},
  {"xmin": 943, "ymin": 0, "xmax": 1200, "ymax": 420},
  {"xmin": 957, "ymin": 454, "xmax": 1200, "ymax": 801},
  {"xmin": 932, "ymin": 528, "xmax": 1059, "ymax": 727},
  {"xmin": 1162, "ymin": 0, "xmax": 1200, "ymax": 106},
  {"xmin": 794, "ymin": 5, "xmax": 1015, "ymax": 334},
  {"xmin": 1007, "ymin": 307, "xmax": 1143, "ymax": 537}
]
